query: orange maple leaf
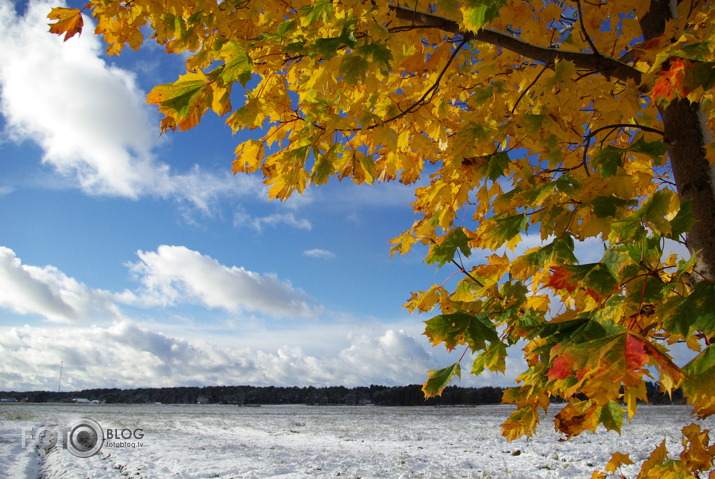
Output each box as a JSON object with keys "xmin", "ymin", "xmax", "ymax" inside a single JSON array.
[
  {"xmin": 652, "ymin": 75, "xmax": 676, "ymax": 101},
  {"xmin": 652, "ymin": 57, "xmax": 693, "ymax": 103},
  {"xmin": 48, "ymin": 7, "xmax": 84, "ymax": 42}
]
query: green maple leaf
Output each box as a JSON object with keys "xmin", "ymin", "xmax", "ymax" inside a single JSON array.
[
  {"xmin": 666, "ymin": 282, "xmax": 715, "ymax": 337},
  {"xmin": 485, "ymin": 151, "xmax": 510, "ymax": 181},
  {"xmin": 471, "ymin": 342, "xmax": 507, "ymax": 375},
  {"xmin": 521, "ymin": 236, "xmax": 578, "ymax": 268},
  {"xmin": 591, "ymin": 195, "xmax": 638, "ymax": 218},
  {"xmin": 593, "ymin": 138, "xmax": 669, "ymax": 177},
  {"xmin": 299, "ymin": 0, "xmax": 333, "ymax": 25},
  {"xmin": 628, "ymin": 137, "xmax": 669, "ymax": 165},
  {"xmin": 489, "ymin": 213, "xmax": 528, "ymax": 246},
  {"xmin": 599, "ymin": 400, "xmax": 625, "ymax": 432},
  {"xmin": 146, "ymin": 71, "xmax": 210, "ymax": 131},
  {"xmin": 424, "ymin": 311, "xmax": 498, "ymax": 351},
  {"xmin": 426, "ymin": 227, "xmax": 471, "ymax": 269},
  {"xmin": 462, "ymin": 0, "xmax": 506, "ymax": 32},
  {"xmin": 220, "ymin": 41, "xmax": 253, "ymax": 86},
  {"xmin": 423, "ymin": 362, "xmax": 461, "ymax": 398},
  {"xmin": 682, "ymin": 345, "xmax": 715, "ymax": 419},
  {"xmin": 358, "ymin": 42, "xmax": 393, "ymax": 69},
  {"xmin": 593, "ymin": 146, "xmax": 623, "ymax": 178},
  {"xmin": 340, "ymin": 54, "xmax": 370, "ymax": 84},
  {"xmin": 564, "ymin": 263, "xmax": 619, "ymax": 298},
  {"xmin": 638, "ymin": 189, "xmax": 674, "ymax": 234},
  {"xmin": 668, "ymin": 200, "xmax": 695, "ymax": 239}
]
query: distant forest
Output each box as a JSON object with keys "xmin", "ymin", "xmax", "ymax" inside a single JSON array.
[{"xmin": 1, "ymin": 382, "xmax": 683, "ymax": 406}]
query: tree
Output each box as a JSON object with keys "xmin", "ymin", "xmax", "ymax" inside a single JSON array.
[{"xmin": 50, "ymin": 0, "xmax": 715, "ymax": 475}]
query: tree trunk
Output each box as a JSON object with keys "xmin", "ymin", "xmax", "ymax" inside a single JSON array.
[
  {"xmin": 643, "ymin": 0, "xmax": 715, "ymax": 281},
  {"xmin": 662, "ymin": 100, "xmax": 715, "ymax": 281}
]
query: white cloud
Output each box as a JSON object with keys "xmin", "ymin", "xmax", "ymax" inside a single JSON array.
[
  {"xmin": 123, "ymin": 245, "xmax": 320, "ymax": 318},
  {"xmin": 0, "ymin": 245, "xmax": 322, "ymax": 322},
  {"xmin": 0, "ymin": 246, "xmax": 123, "ymax": 323},
  {"xmin": 0, "ymin": 321, "xmax": 450, "ymax": 390},
  {"xmin": 0, "ymin": 0, "xmax": 260, "ymax": 212},
  {"xmin": 234, "ymin": 209, "xmax": 312, "ymax": 231},
  {"xmin": 0, "ymin": 245, "xmax": 527, "ymax": 390},
  {"xmin": 339, "ymin": 329, "xmax": 434, "ymax": 385},
  {"xmin": 303, "ymin": 248, "xmax": 336, "ymax": 260}
]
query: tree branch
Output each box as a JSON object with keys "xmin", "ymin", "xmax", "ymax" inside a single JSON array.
[
  {"xmin": 581, "ymin": 123, "xmax": 665, "ymax": 174},
  {"xmin": 329, "ymin": 36, "xmax": 469, "ymax": 132},
  {"xmin": 586, "ymin": 123, "xmax": 665, "ymax": 139},
  {"xmin": 389, "ymin": 4, "xmax": 643, "ymax": 85},
  {"xmin": 378, "ymin": 36, "xmax": 469, "ymax": 126}
]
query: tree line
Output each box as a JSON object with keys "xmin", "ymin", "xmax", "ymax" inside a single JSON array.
[{"xmin": 1, "ymin": 382, "xmax": 683, "ymax": 407}]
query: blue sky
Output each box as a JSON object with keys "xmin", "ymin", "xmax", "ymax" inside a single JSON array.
[{"xmin": 2, "ymin": 0, "xmax": 524, "ymax": 391}]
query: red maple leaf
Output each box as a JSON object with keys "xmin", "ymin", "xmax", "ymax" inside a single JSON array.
[
  {"xmin": 548, "ymin": 352, "xmax": 577, "ymax": 381},
  {"xmin": 625, "ymin": 334, "xmax": 649, "ymax": 371},
  {"xmin": 546, "ymin": 266, "xmax": 577, "ymax": 293},
  {"xmin": 584, "ymin": 287, "xmax": 603, "ymax": 303}
]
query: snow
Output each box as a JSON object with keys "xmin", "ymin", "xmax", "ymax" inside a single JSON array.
[{"xmin": 1, "ymin": 403, "xmax": 713, "ymax": 478}]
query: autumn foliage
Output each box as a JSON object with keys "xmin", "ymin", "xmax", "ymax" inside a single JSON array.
[{"xmin": 50, "ymin": 0, "xmax": 715, "ymax": 476}]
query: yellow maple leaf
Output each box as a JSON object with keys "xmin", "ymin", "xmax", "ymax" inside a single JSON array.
[
  {"xmin": 47, "ymin": 7, "xmax": 83, "ymax": 41},
  {"xmin": 605, "ymin": 452, "xmax": 634, "ymax": 472}
]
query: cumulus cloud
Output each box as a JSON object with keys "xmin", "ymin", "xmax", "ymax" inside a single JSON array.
[
  {"xmin": 303, "ymin": 249, "xmax": 336, "ymax": 260},
  {"xmin": 0, "ymin": 321, "xmax": 449, "ymax": 390},
  {"xmin": 0, "ymin": 246, "xmax": 123, "ymax": 323},
  {"xmin": 0, "ymin": 0, "xmax": 259, "ymax": 212},
  {"xmin": 0, "ymin": 245, "xmax": 321, "ymax": 322},
  {"xmin": 339, "ymin": 330, "xmax": 434, "ymax": 385},
  {"xmin": 123, "ymin": 245, "xmax": 320, "ymax": 318}
]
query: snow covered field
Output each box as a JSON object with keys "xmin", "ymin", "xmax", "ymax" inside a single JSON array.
[{"xmin": 1, "ymin": 402, "xmax": 713, "ymax": 478}]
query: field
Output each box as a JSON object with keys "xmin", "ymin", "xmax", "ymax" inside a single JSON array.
[{"xmin": 1, "ymin": 403, "xmax": 712, "ymax": 478}]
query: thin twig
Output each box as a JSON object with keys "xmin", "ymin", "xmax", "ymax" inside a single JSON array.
[
  {"xmin": 575, "ymin": 0, "xmax": 600, "ymax": 56},
  {"xmin": 510, "ymin": 64, "xmax": 549, "ymax": 115},
  {"xmin": 581, "ymin": 123, "xmax": 666, "ymax": 172},
  {"xmin": 375, "ymin": 36, "xmax": 469, "ymax": 127},
  {"xmin": 451, "ymin": 259, "xmax": 486, "ymax": 289}
]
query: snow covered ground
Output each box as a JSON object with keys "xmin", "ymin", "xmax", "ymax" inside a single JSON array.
[{"xmin": 0, "ymin": 403, "xmax": 713, "ymax": 478}]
